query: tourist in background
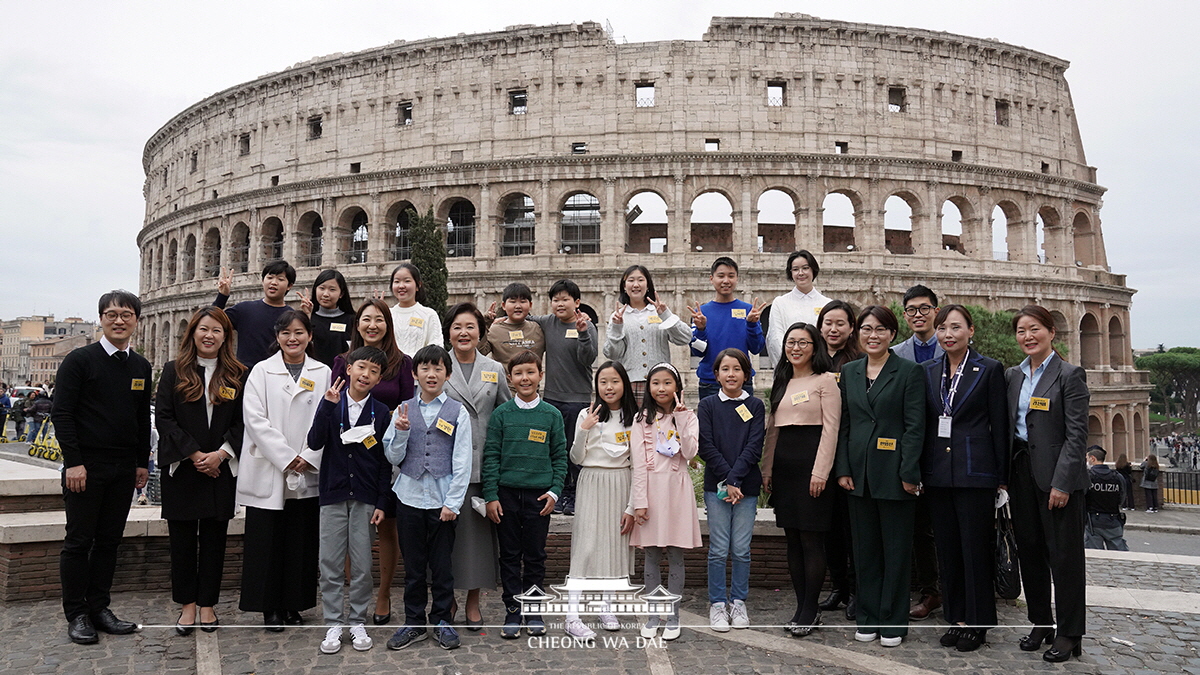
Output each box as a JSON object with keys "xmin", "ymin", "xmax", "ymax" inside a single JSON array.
[
  {"xmin": 1140, "ymin": 454, "xmax": 1161, "ymax": 513},
  {"xmin": 1085, "ymin": 447, "xmax": 1129, "ymax": 551},
  {"xmin": 1115, "ymin": 453, "xmax": 1136, "ymax": 510},
  {"xmin": 604, "ymin": 265, "xmax": 693, "ymax": 401},
  {"xmin": 765, "ymin": 252, "xmax": 832, "ymax": 366}
]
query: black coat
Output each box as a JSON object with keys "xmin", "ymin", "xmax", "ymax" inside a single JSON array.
[
  {"xmin": 155, "ymin": 361, "xmax": 244, "ymax": 520},
  {"xmin": 920, "ymin": 349, "xmax": 1010, "ymax": 489}
]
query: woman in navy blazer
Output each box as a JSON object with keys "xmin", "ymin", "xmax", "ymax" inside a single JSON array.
[{"xmin": 920, "ymin": 305, "xmax": 1009, "ymax": 652}]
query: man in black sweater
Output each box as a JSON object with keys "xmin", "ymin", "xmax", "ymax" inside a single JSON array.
[
  {"xmin": 52, "ymin": 290, "xmax": 153, "ymax": 645},
  {"xmin": 213, "ymin": 260, "xmax": 299, "ymax": 370}
]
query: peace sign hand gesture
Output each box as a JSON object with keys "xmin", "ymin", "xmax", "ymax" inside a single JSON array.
[
  {"xmin": 611, "ymin": 302, "xmax": 626, "ymax": 325},
  {"xmin": 673, "ymin": 392, "xmax": 689, "ymax": 413},
  {"xmin": 580, "ymin": 402, "xmax": 602, "ymax": 431},
  {"xmin": 394, "ymin": 403, "xmax": 410, "ymax": 431},
  {"xmin": 746, "ymin": 298, "xmax": 767, "ymax": 324},
  {"xmin": 650, "ymin": 295, "xmax": 668, "ymax": 316},
  {"xmin": 485, "ymin": 301, "xmax": 498, "ymax": 324},
  {"xmin": 295, "ymin": 289, "xmax": 313, "ymax": 316},
  {"xmin": 372, "ymin": 288, "xmax": 386, "ymax": 301},
  {"xmin": 323, "ymin": 377, "xmax": 346, "ymax": 404},
  {"xmin": 217, "ymin": 267, "xmax": 233, "ymax": 296},
  {"xmin": 574, "ymin": 310, "xmax": 591, "ymax": 333},
  {"xmin": 687, "ymin": 301, "xmax": 707, "ymax": 330}
]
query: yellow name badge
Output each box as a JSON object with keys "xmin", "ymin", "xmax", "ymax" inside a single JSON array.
[
  {"xmin": 362, "ymin": 435, "xmax": 378, "ymax": 449},
  {"xmin": 647, "ymin": 314, "xmax": 663, "ymax": 324},
  {"xmin": 219, "ymin": 386, "xmax": 237, "ymax": 400},
  {"xmin": 667, "ymin": 429, "xmax": 676, "ymax": 440},
  {"xmin": 508, "ymin": 330, "xmax": 525, "ymax": 341},
  {"xmin": 877, "ymin": 437, "xmax": 897, "ymax": 451},
  {"xmin": 330, "ymin": 322, "xmax": 347, "ymax": 333},
  {"xmin": 1029, "ymin": 397, "xmax": 1050, "ymax": 412},
  {"xmin": 791, "ymin": 391, "xmax": 810, "ymax": 405},
  {"xmin": 481, "ymin": 371, "xmax": 499, "ymax": 383},
  {"xmin": 814, "ymin": 306, "xmax": 824, "ymax": 315},
  {"xmin": 528, "ymin": 429, "xmax": 547, "ymax": 443},
  {"xmin": 129, "ymin": 378, "xmax": 145, "ymax": 391},
  {"xmin": 565, "ymin": 329, "xmax": 579, "ymax": 339},
  {"xmin": 409, "ymin": 316, "xmax": 425, "ymax": 328},
  {"xmin": 298, "ymin": 377, "xmax": 315, "ymax": 392},
  {"xmin": 615, "ymin": 430, "xmax": 631, "ymax": 444},
  {"xmin": 835, "ymin": 372, "xmax": 842, "ymax": 383},
  {"xmin": 731, "ymin": 308, "xmax": 747, "ymax": 319},
  {"xmin": 436, "ymin": 418, "xmax": 455, "ymax": 435},
  {"xmin": 735, "ymin": 403, "xmax": 752, "ymax": 422}
]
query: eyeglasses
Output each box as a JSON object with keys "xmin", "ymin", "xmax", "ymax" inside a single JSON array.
[
  {"xmin": 102, "ymin": 311, "xmax": 136, "ymax": 322},
  {"xmin": 784, "ymin": 340, "xmax": 813, "ymax": 349},
  {"xmin": 859, "ymin": 325, "xmax": 894, "ymax": 335},
  {"xmin": 903, "ymin": 305, "xmax": 936, "ymax": 317},
  {"xmin": 790, "ymin": 265, "xmax": 812, "ymax": 274}
]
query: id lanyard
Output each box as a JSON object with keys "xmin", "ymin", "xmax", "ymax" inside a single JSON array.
[
  {"xmin": 340, "ymin": 396, "xmax": 376, "ymax": 434},
  {"xmin": 938, "ymin": 356, "xmax": 967, "ymax": 438}
]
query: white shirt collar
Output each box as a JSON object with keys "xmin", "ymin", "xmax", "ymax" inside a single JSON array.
[
  {"xmin": 99, "ymin": 335, "xmax": 130, "ymax": 357},
  {"xmin": 418, "ymin": 391, "xmax": 448, "ymax": 407},
  {"xmin": 717, "ymin": 389, "xmax": 750, "ymax": 402},
  {"xmin": 790, "ymin": 287, "xmax": 824, "ymax": 300},
  {"xmin": 1020, "ymin": 350, "xmax": 1057, "ymax": 377},
  {"xmin": 515, "ymin": 395, "xmax": 541, "ymax": 409},
  {"xmin": 347, "ymin": 393, "xmax": 371, "ymax": 421}
]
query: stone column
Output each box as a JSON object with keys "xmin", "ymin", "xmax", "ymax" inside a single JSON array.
[
  {"xmin": 670, "ymin": 174, "xmax": 688, "ymax": 254},
  {"xmin": 477, "ymin": 182, "xmax": 495, "ymax": 260},
  {"xmin": 860, "ymin": 179, "xmax": 885, "ymax": 253},
  {"xmin": 602, "ymin": 177, "xmax": 622, "ymax": 256},
  {"xmin": 803, "ymin": 175, "xmax": 823, "ymax": 252},
  {"xmin": 917, "ymin": 181, "xmax": 940, "ymax": 255},
  {"xmin": 735, "ymin": 175, "xmax": 756, "ymax": 253},
  {"xmin": 368, "ymin": 192, "xmax": 385, "ymax": 264},
  {"xmin": 536, "ymin": 179, "xmax": 555, "ymax": 256},
  {"xmin": 321, "ymin": 197, "xmax": 337, "ymax": 267},
  {"xmin": 281, "ymin": 203, "xmax": 298, "ymax": 265}
]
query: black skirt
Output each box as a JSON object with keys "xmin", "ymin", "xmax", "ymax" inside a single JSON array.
[
  {"xmin": 772, "ymin": 425, "xmax": 834, "ymax": 531},
  {"xmin": 238, "ymin": 498, "xmax": 320, "ymax": 612}
]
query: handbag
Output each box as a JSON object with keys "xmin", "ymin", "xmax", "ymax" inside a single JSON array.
[{"xmin": 994, "ymin": 503, "xmax": 1022, "ymax": 600}]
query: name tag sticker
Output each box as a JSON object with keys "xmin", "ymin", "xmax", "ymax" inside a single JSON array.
[
  {"xmin": 436, "ymin": 418, "xmax": 455, "ymax": 435},
  {"xmin": 131, "ymin": 378, "xmax": 145, "ymax": 391},
  {"xmin": 835, "ymin": 373, "xmax": 841, "ymax": 383},
  {"xmin": 667, "ymin": 429, "xmax": 676, "ymax": 441},
  {"xmin": 938, "ymin": 415, "xmax": 952, "ymax": 438},
  {"xmin": 481, "ymin": 371, "xmax": 499, "ymax": 383},
  {"xmin": 791, "ymin": 391, "xmax": 810, "ymax": 405},
  {"xmin": 409, "ymin": 316, "xmax": 425, "ymax": 328},
  {"xmin": 219, "ymin": 386, "xmax": 238, "ymax": 400},
  {"xmin": 298, "ymin": 377, "xmax": 315, "ymax": 392},
  {"xmin": 877, "ymin": 437, "xmax": 897, "ymax": 451},
  {"xmin": 615, "ymin": 430, "xmax": 631, "ymax": 444},
  {"xmin": 362, "ymin": 435, "xmax": 377, "ymax": 449},
  {"xmin": 731, "ymin": 308, "xmax": 747, "ymax": 319},
  {"xmin": 735, "ymin": 404, "xmax": 752, "ymax": 422},
  {"xmin": 647, "ymin": 314, "xmax": 663, "ymax": 324},
  {"xmin": 565, "ymin": 329, "xmax": 579, "ymax": 339},
  {"xmin": 1029, "ymin": 397, "xmax": 1050, "ymax": 412},
  {"xmin": 814, "ymin": 306, "xmax": 824, "ymax": 315},
  {"xmin": 508, "ymin": 330, "xmax": 524, "ymax": 341},
  {"xmin": 528, "ymin": 429, "xmax": 547, "ymax": 443},
  {"xmin": 330, "ymin": 322, "xmax": 347, "ymax": 333}
]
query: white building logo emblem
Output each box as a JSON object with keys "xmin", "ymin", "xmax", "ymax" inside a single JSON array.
[{"xmin": 515, "ymin": 577, "xmax": 680, "ymax": 616}]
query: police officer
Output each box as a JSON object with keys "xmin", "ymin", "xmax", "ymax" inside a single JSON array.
[{"xmin": 1084, "ymin": 447, "xmax": 1128, "ymax": 551}]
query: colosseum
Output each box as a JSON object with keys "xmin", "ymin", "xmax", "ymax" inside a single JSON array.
[{"xmin": 136, "ymin": 13, "xmax": 1151, "ymax": 458}]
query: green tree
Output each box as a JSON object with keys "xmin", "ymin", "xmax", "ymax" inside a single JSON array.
[
  {"xmin": 1136, "ymin": 348, "xmax": 1200, "ymax": 431},
  {"xmin": 407, "ymin": 207, "xmax": 448, "ymax": 321}
]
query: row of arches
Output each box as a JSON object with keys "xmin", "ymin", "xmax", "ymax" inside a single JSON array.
[{"xmin": 1088, "ymin": 408, "xmax": 1149, "ymax": 461}]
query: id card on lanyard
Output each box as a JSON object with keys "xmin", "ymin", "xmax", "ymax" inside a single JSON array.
[{"xmin": 939, "ymin": 357, "xmax": 966, "ymax": 438}]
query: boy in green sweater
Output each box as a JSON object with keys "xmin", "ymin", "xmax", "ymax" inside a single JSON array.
[{"xmin": 482, "ymin": 350, "xmax": 567, "ymax": 639}]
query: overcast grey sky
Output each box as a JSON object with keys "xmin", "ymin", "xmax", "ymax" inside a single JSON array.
[{"xmin": 1, "ymin": 0, "xmax": 1195, "ymax": 347}]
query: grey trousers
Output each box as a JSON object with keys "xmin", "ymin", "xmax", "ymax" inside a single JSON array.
[
  {"xmin": 319, "ymin": 500, "xmax": 375, "ymax": 625},
  {"xmin": 1084, "ymin": 513, "xmax": 1129, "ymax": 551}
]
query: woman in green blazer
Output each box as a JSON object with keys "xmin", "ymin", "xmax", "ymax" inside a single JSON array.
[{"xmin": 834, "ymin": 305, "xmax": 926, "ymax": 647}]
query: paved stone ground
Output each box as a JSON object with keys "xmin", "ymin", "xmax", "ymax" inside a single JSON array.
[{"xmin": 1086, "ymin": 560, "xmax": 1200, "ymax": 592}]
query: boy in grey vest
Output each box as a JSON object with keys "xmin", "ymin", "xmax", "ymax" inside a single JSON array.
[{"xmin": 383, "ymin": 345, "xmax": 472, "ymax": 651}]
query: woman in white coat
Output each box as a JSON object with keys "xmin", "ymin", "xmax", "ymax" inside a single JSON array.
[{"xmin": 237, "ymin": 309, "xmax": 330, "ymax": 630}]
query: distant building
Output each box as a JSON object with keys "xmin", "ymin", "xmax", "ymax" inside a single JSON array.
[
  {"xmin": 29, "ymin": 334, "xmax": 95, "ymax": 386},
  {"xmin": 1, "ymin": 316, "xmax": 95, "ymax": 385}
]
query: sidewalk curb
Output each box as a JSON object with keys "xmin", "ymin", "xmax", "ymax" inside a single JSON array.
[{"xmin": 1124, "ymin": 523, "xmax": 1200, "ymax": 535}]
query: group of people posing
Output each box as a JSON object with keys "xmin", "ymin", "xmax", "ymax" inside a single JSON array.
[{"xmin": 54, "ymin": 250, "xmax": 1092, "ymax": 665}]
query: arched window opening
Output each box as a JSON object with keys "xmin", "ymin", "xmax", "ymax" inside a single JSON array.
[
  {"xmin": 1080, "ymin": 313, "xmax": 1101, "ymax": 370},
  {"xmin": 1087, "ymin": 414, "xmax": 1104, "ymax": 449},
  {"xmin": 1035, "ymin": 214, "xmax": 1047, "ymax": 264},
  {"xmin": 230, "ymin": 222, "xmax": 250, "ymax": 273},
  {"xmin": 202, "ymin": 228, "xmax": 221, "ymax": 278},
  {"xmin": 297, "ymin": 212, "xmax": 323, "ymax": 267},
  {"xmin": 166, "ymin": 239, "xmax": 178, "ymax": 284},
  {"xmin": 822, "ymin": 192, "xmax": 856, "ymax": 252},
  {"xmin": 690, "ymin": 192, "xmax": 732, "ymax": 253},
  {"xmin": 183, "ymin": 234, "xmax": 197, "ymax": 281},
  {"xmin": 155, "ymin": 244, "xmax": 164, "ymax": 286},
  {"xmin": 1112, "ymin": 413, "xmax": 1128, "ymax": 456},
  {"xmin": 1073, "ymin": 212, "xmax": 1097, "ymax": 267},
  {"xmin": 991, "ymin": 205, "xmax": 1009, "ymax": 261},
  {"xmin": 757, "ymin": 190, "xmax": 795, "ymax": 253},
  {"xmin": 447, "ymin": 201, "xmax": 476, "ymax": 258},
  {"xmin": 560, "ymin": 193, "xmax": 600, "ymax": 254},
  {"xmin": 501, "ymin": 194, "xmax": 535, "ymax": 257},
  {"xmin": 388, "ymin": 202, "xmax": 415, "ymax": 261},
  {"xmin": 941, "ymin": 200, "xmax": 966, "ymax": 254},
  {"xmin": 261, "ymin": 217, "xmax": 285, "ymax": 263},
  {"xmin": 346, "ymin": 210, "xmax": 369, "ymax": 264},
  {"xmin": 884, "ymin": 195, "xmax": 914, "ymax": 255},
  {"xmin": 626, "ymin": 191, "xmax": 668, "ymax": 253},
  {"xmin": 1108, "ymin": 315, "xmax": 1127, "ymax": 368}
]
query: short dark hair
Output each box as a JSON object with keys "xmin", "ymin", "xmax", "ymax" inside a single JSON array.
[
  {"xmin": 98, "ymin": 290, "xmax": 141, "ymax": 318},
  {"xmin": 710, "ymin": 256, "xmax": 739, "ymax": 275},
  {"xmin": 347, "ymin": 346, "xmax": 389, "ymax": 371},
  {"xmin": 262, "ymin": 260, "xmax": 297, "ymax": 285},
  {"xmin": 933, "ymin": 304, "xmax": 974, "ymax": 329},
  {"xmin": 549, "ymin": 279, "xmax": 581, "ymax": 301},
  {"xmin": 902, "ymin": 285, "xmax": 937, "ymax": 308},
  {"xmin": 857, "ymin": 305, "xmax": 900, "ymax": 334},
  {"xmin": 785, "ymin": 250, "xmax": 820, "ymax": 281},
  {"xmin": 502, "ymin": 282, "xmax": 533, "ymax": 303},
  {"xmin": 443, "ymin": 302, "xmax": 486, "ymax": 346},
  {"xmin": 269, "ymin": 309, "xmax": 316, "ymax": 358},
  {"xmin": 507, "ymin": 349, "xmax": 542, "ymax": 373},
  {"xmin": 411, "ymin": 344, "xmax": 454, "ymax": 375},
  {"xmin": 618, "ymin": 265, "xmax": 657, "ymax": 305},
  {"xmin": 713, "ymin": 347, "xmax": 752, "ymax": 379},
  {"xmin": 1087, "ymin": 446, "xmax": 1107, "ymax": 462}
]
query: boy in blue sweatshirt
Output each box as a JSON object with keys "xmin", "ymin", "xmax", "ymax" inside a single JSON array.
[
  {"xmin": 307, "ymin": 346, "xmax": 394, "ymax": 654},
  {"xmin": 687, "ymin": 257, "xmax": 766, "ymax": 399}
]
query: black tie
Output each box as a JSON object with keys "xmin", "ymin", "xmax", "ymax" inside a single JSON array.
[{"xmin": 114, "ymin": 351, "xmax": 128, "ymax": 363}]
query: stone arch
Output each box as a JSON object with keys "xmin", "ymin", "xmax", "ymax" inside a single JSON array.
[
  {"xmin": 201, "ymin": 227, "xmax": 221, "ymax": 278},
  {"xmin": 230, "ymin": 222, "xmax": 250, "ymax": 273},
  {"xmin": 560, "ymin": 191, "xmax": 601, "ymax": 254},
  {"xmin": 147, "ymin": 322, "xmax": 157, "ymax": 366},
  {"xmin": 178, "ymin": 318, "xmax": 189, "ymax": 360},
  {"xmin": 182, "ymin": 233, "xmax": 197, "ymax": 281},
  {"xmin": 145, "ymin": 246, "xmax": 155, "ymax": 290},
  {"xmin": 500, "ymin": 192, "xmax": 536, "ymax": 257},
  {"xmin": 1108, "ymin": 314, "xmax": 1127, "ymax": 368},
  {"xmin": 385, "ymin": 200, "xmax": 417, "ymax": 261},
  {"xmin": 162, "ymin": 320, "xmax": 172, "ymax": 363},
  {"xmin": 1088, "ymin": 414, "xmax": 1104, "ymax": 449},
  {"xmin": 1112, "ymin": 412, "xmax": 1128, "ymax": 456},
  {"xmin": 690, "ymin": 190, "xmax": 733, "ymax": 253},
  {"xmin": 756, "ymin": 188, "xmax": 796, "ymax": 253},
  {"xmin": 439, "ymin": 197, "xmax": 476, "ymax": 258},
  {"xmin": 1036, "ymin": 205, "xmax": 1061, "ymax": 264},
  {"xmin": 1080, "ymin": 312, "xmax": 1101, "ymax": 369},
  {"xmin": 626, "ymin": 189, "xmax": 670, "ymax": 253},
  {"xmin": 1050, "ymin": 309, "xmax": 1071, "ymax": 355},
  {"xmin": 166, "ymin": 238, "xmax": 179, "ymax": 284},
  {"xmin": 336, "ymin": 206, "xmax": 369, "ymax": 265},
  {"xmin": 883, "ymin": 191, "xmax": 920, "ymax": 255},
  {"xmin": 991, "ymin": 200, "xmax": 1022, "ymax": 261},
  {"xmin": 822, "ymin": 188, "xmax": 862, "ymax": 252},
  {"xmin": 1072, "ymin": 211, "xmax": 1099, "ymax": 267},
  {"xmin": 296, "ymin": 211, "xmax": 324, "ymax": 267},
  {"xmin": 261, "ymin": 216, "xmax": 284, "ymax": 263},
  {"xmin": 940, "ymin": 197, "xmax": 970, "ymax": 255},
  {"xmin": 1133, "ymin": 411, "xmax": 1146, "ymax": 459}
]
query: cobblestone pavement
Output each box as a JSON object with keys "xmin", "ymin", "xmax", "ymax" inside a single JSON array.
[{"xmin": 1086, "ymin": 560, "xmax": 1200, "ymax": 592}]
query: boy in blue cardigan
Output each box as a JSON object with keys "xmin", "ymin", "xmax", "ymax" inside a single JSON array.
[
  {"xmin": 307, "ymin": 346, "xmax": 393, "ymax": 654},
  {"xmin": 383, "ymin": 345, "xmax": 473, "ymax": 651},
  {"xmin": 687, "ymin": 257, "xmax": 766, "ymax": 400}
]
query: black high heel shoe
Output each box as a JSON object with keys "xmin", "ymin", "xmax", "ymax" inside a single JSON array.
[
  {"xmin": 789, "ymin": 611, "xmax": 821, "ymax": 638},
  {"xmin": 1043, "ymin": 636, "xmax": 1082, "ymax": 662},
  {"xmin": 175, "ymin": 612, "xmax": 195, "ymax": 636},
  {"xmin": 1019, "ymin": 627, "xmax": 1055, "ymax": 651}
]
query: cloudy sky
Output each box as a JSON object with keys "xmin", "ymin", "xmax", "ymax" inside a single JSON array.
[{"xmin": 1, "ymin": 0, "xmax": 1195, "ymax": 347}]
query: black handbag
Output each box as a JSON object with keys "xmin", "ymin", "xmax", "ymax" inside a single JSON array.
[{"xmin": 995, "ymin": 503, "xmax": 1022, "ymax": 600}]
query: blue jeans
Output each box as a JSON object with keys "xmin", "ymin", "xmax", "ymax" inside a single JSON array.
[
  {"xmin": 696, "ymin": 380, "xmax": 754, "ymax": 402},
  {"xmin": 704, "ymin": 491, "xmax": 757, "ymax": 604},
  {"xmin": 27, "ymin": 419, "xmax": 47, "ymax": 442}
]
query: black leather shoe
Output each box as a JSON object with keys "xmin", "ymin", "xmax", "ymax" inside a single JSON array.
[
  {"xmin": 844, "ymin": 595, "xmax": 857, "ymax": 621},
  {"xmin": 818, "ymin": 589, "xmax": 847, "ymax": 611},
  {"xmin": 68, "ymin": 615, "xmax": 99, "ymax": 645},
  {"xmin": 1043, "ymin": 636, "xmax": 1082, "ymax": 662},
  {"xmin": 464, "ymin": 609, "xmax": 483, "ymax": 632},
  {"xmin": 284, "ymin": 610, "xmax": 304, "ymax": 625},
  {"xmin": 91, "ymin": 608, "xmax": 137, "ymax": 635},
  {"xmin": 199, "ymin": 616, "xmax": 219, "ymax": 633},
  {"xmin": 263, "ymin": 611, "xmax": 285, "ymax": 632},
  {"xmin": 940, "ymin": 626, "xmax": 964, "ymax": 647},
  {"xmin": 956, "ymin": 628, "xmax": 986, "ymax": 652},
  {"xmin": 1020, "ymin": 627, "xmax": 1055, "ymax": 652},
  {"xmin": 175, "ymin": 612, "xmax": 195, "ymax": 637}
]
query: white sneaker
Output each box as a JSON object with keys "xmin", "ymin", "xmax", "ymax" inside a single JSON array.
[
  {"xmin": 564, "ymin": 618, "xmax": 596, "ymax": 639},
  {"xmin": 320, "ymin": 626, "xmax": 344, "ymax": 654},
  {"xmin": 709, "ymin": 603, "xmax": 730, "ymax": 632},
  {"xmin": 662, "ymin": 617, "xmax": 681, "ymax": 641},
  {"xmin": 641, "ymin": 616, "xmax": 660, "ymax": 638},
  {"xmin": 729, "ymin": 599, "xmax": 750, "ymax": 629},
  {"xmin": 880, "ymin": 635, "xmax": 903, "ymax": 648},
  {"xmin": 855, "ymin": 631, "xmax": 878, "ymax": 642},
  {"xmin": 349, "ymin": 624, "xmax": 372, "ymax": 651},
  {"xmin": 599, "ymin": 614, "xmax": 620, "ymax": 631}
]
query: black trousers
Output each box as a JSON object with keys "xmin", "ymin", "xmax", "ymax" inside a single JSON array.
[
  {"xmin": 239, "ymin": 499, "xmax": 320, "ymax": 613},
  {"xmin": 60, "ymin": 462, "xmax": 136, "ymax": 621},
  {"xmin": 825, "ymin": 486, "xmax": 856, "ymax": 593},
  {"xmin": 395, "ymin": 502, "xmax": 457, "ymax": 626},
  {"xmin": 1009, "ymin": 453, "xmax": 1086, "ymax": 637},
  {"xmin": 496, "ymin": 486, "xmax": 551, "ymax": 616},
  {"xmin": 926, "ymin": 487, "xmax": 997, "ymax": 626},
  {"xmin": 911, "ymin": 493, "xmax": 939, "ymax": 597},
  {"xmin": 848, "ymin": 495, "xmax": 915, "ymax": 638},
  {"xmin": 168, "ymin": 518, "xmax": 230, "ymax": 607}
]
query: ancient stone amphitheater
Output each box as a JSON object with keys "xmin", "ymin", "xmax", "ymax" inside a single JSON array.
[{"xmin": 137, "ymin": 14, "xmax": 1150, "ymax": 457}]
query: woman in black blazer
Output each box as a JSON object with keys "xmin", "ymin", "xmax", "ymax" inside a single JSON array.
[
  {"xmin": 155, "ymin": 307, "xmax": 246, "ymax": 635},
  {"xmin": 920, "ymin": 305, "xmax": 1009, "ymax": 652},
  {"xmin": 1005, "ymin": 305, "xmax": 1090, "ymax": 663}
]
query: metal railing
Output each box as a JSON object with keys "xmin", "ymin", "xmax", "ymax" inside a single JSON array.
[{"xmin": 1161, "ymin": 470, "xmax": 1200, "ymax": 505}]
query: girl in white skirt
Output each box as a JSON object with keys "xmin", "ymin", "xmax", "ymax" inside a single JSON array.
[{"xmin": 563, "ymin": 361, "xmax": 639, "ymax": 639}]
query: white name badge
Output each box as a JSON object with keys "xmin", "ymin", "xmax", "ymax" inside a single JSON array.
[{"xmin": 938, "ymin": 415, "xmax": 952, "ymax": 438}]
